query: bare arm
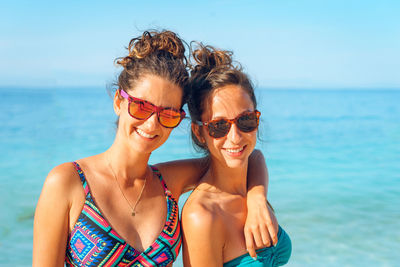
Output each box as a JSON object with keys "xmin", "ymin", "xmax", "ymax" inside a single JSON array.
[
  {"xmin": 155, "ymin": 157, "xmax": 209, "ymax": 197},
  {"xmin": 182, "ymin": 204, "xmax": 224, "ymax": 267},
  {"xmin": 33, "ymin": 164, "xmax": 77, "ymax": 267},
  {"xmin": 245, "ymin": 149, "xmax": 279, "ymax": 258},
  {"xmin": 155, "ymin": 150, "xmax": 267, "ymax": 198},
  {"xmin": 248, "ymin": 149, "xmax": 269, "ymax": 196}
]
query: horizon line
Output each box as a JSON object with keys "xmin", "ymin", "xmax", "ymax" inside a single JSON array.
[{"xmin": 1, "ymin": 85, "xmax": 399, "ymax": 91}]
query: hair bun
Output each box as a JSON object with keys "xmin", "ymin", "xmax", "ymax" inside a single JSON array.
[
  {"xmin": 190, "ymin": 43, "xmax": 240, "ymax": 75},
  {"xmin": 116, "ymin": 30, "xmax": 186, "ymax": 68}
]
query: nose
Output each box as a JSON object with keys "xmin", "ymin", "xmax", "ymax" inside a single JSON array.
[
  {"xmin": 226, "ymin": 123, "xmax": 243, "ymax": 144},
  {"xmin": 142, "ymin": 112, "xmax": 160, "ymax": 131}
]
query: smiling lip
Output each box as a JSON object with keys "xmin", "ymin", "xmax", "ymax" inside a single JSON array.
[
  {"xmin": 224, "ymin": 145, "xmax": 246, "ymax": 156},
  {"xmin": 135, "ymin": 128, "xmax": 157, "ymax": 140}
]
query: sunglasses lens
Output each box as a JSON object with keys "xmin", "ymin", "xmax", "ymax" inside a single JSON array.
[
  {"xmin": 129, "ymin": 100, "xmax": 153, "ymax": 119},
  {"xmin": 159, "ymin": 109, "xmax": 183, "ymax": 128},
  {"xmin": 208, "ymin": 119, "xmax": 231, "ymax": 138},
  {"xmin": 205, "ymin": 111, "xmax": 260, "ymax": 138},
  {"xmin": 122, "ymin": 90, "xmax": 184, "ymax": 128},
  {"xmin": 236, "ymin": 112, "xmax": 259, "ymax": 132}
]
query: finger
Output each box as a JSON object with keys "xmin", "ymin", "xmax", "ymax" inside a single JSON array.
[
  {"xmin": 244, "ymin": 229, "xmax": 257, "ymax": 259},
  {"xmin": 267, "ymin": 222, "xmax": 278, "ymax": 246},
  {"xmin": 252, "ymin": 226, "xmax": 264, "ymax": 249},
  {"xmin": 266, "ymin": 209, "xmax": 279, "ymax": 246},
  {"xmin": 260, "ymin": 223, "xmax": 272, "ymax": 247}
]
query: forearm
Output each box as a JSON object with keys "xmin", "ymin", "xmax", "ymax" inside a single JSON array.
[
  {"xmin": 155, "ymin": 156, "xmax": 210, "ymax": 196},
  {"xmin": 244, "ymin": 149, "xmax": 278, "ymax": 253},
  {"xmin": 247, "ymin": 149, "xmax": 268, "ymax": 199}
]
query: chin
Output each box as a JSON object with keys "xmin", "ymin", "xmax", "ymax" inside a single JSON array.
[
  {"xmin": 129, "ymin": 136, "xmax": 161, "ymax": 154},
  {"xmin": 223, "ymin": 157, "xmax": 249, "ymax": 169}
]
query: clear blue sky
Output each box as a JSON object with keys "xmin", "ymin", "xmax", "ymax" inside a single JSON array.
[{"xmin": 1, "ymin": 0, "xmax": 399, "ymax": 89}]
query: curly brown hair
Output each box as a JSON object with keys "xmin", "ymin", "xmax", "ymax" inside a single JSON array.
[{"xmin": 114, "ymin": 30, "xmax": 189, "ymax": 106}]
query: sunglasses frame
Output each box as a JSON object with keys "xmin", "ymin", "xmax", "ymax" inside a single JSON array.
[
  {"xmin": 197, "ymin": 110, "xmax": 261, "ymax": 139},
  {"xmin": 119, "ymin": 89, "xmax": 186, "ymax": 128}
]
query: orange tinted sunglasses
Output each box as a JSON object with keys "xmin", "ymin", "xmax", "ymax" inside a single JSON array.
[{"xmin": 119, "ymin": 89, "xmax": 185, "ymax": 128}]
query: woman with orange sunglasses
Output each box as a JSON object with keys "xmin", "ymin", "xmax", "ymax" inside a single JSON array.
[{"xmin": 33, "ymin": 30, "xmax": 276, "ymax": 266}]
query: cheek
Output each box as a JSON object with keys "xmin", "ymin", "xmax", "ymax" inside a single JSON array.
[
  {"xmin": 117, "ymin": 112, "xmax": 128, "ymax": 129},
  {"xmin": 205, "ymin": 137, "xmax": 224, "ymax": 152},
  {"xmin": 161, "ymin": 128, "xmax": 174, "ymax": 140},
  {"xmin": 118, "ymin": 111, "xmax": 143, "ymax": 133},
  {"xmin": 118, "ymin": 103, "xmax": 131, "ymax": 121},
  {"xmin": 248, "ymin": 132, "xmax": 258, "ymax": 146},
  {"xmin": 119, "ymin": 112, "xmax": 135, "ymax": 126}
]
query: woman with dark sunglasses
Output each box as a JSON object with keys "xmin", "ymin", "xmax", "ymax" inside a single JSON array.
[
  {"xmin": 182, "ymin": 44, "xmax": 291, "ymax": 266},
  {"xmin": 33, "ymin": 30, "xmax": 276, "ymax": 266}
]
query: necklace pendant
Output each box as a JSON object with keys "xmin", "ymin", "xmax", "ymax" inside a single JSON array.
[{"xmin": 131, "ymin": 211, "xmax": 136, "ymax": 216}]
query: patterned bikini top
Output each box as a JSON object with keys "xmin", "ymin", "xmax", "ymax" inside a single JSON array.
[{"xmin": 65, "ymin": 162, "xmax": 181, "ymax": 267}]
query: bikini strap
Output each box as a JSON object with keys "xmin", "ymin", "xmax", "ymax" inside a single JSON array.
[
  {"xmin": 72, "ymin": 161, "xmax": 90, "ymax": 197},
  {"xmin": 150, "ymin": 165, "xmax": 169, "ymax": 194}
]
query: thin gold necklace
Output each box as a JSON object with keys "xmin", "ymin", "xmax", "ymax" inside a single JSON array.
[{"xmin": 108, "ymin": 159, "xmax": 147, "ymax": 216}]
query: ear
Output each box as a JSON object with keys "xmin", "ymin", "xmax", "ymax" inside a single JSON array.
[
  {"xmin": 191, "ymin": 123, "xmax": 205, "ymax": 144},
  {"xmin": 113, "ymin": 90, "xmax": 122, "ymax": 116}
]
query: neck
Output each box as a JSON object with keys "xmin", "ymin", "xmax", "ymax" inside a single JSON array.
[
  {"xmin": 201, "ymin": 157, "xmax": 248, "ymax": 197},
  {"xmin": 105, "ymin": 137, "xmax": 151, "ymax": 186}
]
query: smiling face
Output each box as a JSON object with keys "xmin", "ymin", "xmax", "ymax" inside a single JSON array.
[
  {"xmin": 195, "ymin": 85, "xmax": 258, "ymax": 169},
  {"xmin": 114, "ymin": 74, "xmax": 183, "ymax": 155}
]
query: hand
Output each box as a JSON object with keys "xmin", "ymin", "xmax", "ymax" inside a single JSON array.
[{"xmin": 244, "ymin": 198, "xmax": 278, "ymax": 259}]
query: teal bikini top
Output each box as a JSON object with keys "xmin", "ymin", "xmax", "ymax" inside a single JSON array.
[{"xmin": 223, "ymin": 226, "xmax": 291, "ymax": 267}]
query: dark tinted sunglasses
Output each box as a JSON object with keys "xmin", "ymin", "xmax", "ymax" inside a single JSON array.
[{"xmin": 197, "ymin": 110, "xmax": 260, "ymax": 138}]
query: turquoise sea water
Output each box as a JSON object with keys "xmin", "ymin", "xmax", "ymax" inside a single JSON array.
[{"xmin": 0, "ymin": 88, "xmax": 399, "ymax": 266}]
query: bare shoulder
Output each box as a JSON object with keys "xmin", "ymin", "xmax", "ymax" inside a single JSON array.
[
  {"xmin": 182, "ymin": 191, "xmax": 223, "ymax": 234},
  {"xmin": 46, "ymin": 162, "xmax": 79, "ymax": 185},
  {"xmin": 42, "ymin": 162, "xmax": 82, "ymax": 201},
  {"xmin": 181, "ymin": 191, "xmax": 225, "ymax": 266}
]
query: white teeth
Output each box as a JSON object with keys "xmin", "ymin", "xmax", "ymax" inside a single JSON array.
[
  {"xmin": 136, "ymin": 129, "xmax": 156, "ymax": 139},
  {"xmin": 225, "ymin": 147, "xmax": 244, "ymax": 153}
]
